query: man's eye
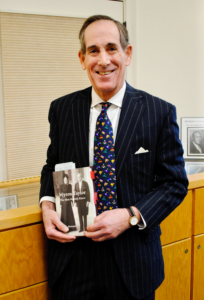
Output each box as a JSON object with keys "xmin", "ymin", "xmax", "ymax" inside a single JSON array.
[{"xmin": 90, "ymin": 49, "xmax": 97, "ymax": 54}]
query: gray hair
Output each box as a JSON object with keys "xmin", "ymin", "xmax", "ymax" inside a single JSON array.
[{"xmin": 79, "ymin": 15, "xmax": 129, "ymax": 54}]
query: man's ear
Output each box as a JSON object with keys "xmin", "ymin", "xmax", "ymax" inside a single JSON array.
[
  {"xmin": 125, "ymin": 44, "xmax": 132, "ymax": 66},
  {"xmin": 78, "ymin": 51, "xmax": 86, "ymax": 70}
]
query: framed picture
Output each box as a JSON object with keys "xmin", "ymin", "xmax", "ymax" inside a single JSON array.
[
  {"xmin": 181, "ymin": 117, "xmax": 204, "ymax": 159},
  {"xmin": 185, "ymin": 161, "xmax": 204, "ymax": 175},
  {"xmin": 0, "ymin": 195, "xmax": 18, "ymax": 211}
]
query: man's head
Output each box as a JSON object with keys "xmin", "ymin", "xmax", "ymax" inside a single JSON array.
[
  {"xmin": 63, "ymin": 174, "xmax": 69, "ymax": 184},
  {"xmin": 77, "ymin": 173, "xmax": 82, "ymax": 182},
  {"xmin": 192, "ymin": 131, "xmax": 202, "ymax": 145},
  {"xmin": 78, "ymin": 15, "xmax": 132, "ymax": 101}
]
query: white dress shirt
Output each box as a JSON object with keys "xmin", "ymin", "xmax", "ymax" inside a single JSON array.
[{"xmin": 89, "ymin": 82, "xmax": 126, "ymax": 166}]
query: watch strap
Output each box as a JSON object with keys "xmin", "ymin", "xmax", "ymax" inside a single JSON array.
[
  {"xmin": 129, "ymin": 206, "xmax": 135, "ymax": 217},
  {"xmin": 126, "ymin": 208, "xmax": 132, "ymax": 217}
]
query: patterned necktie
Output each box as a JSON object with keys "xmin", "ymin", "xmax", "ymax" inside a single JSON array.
[{"xmin": 93, "ymin": 102, "xmax": 118, "ymax": 214}]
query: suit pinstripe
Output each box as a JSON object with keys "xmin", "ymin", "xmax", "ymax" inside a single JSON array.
[{"xmin": 40, "ymin": 83, "xmax": 188, "ymax": 299}]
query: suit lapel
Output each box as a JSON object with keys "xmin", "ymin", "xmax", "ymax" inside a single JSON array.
[
  {"xmin": 71, "ymin": 84, "xmax": 145, "ymax": 175},
  {"xmin": 72, "ymin": 88, "xmax": 91, "ymax": 168},
  {"xmin": 115, "ymin": 83, "xmax": 146, "ymax": 180}
]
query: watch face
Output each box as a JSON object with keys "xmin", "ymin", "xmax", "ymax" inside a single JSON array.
[{"xmin": 130, "ymin": 216, "xmax": 138, "ymax": 226}]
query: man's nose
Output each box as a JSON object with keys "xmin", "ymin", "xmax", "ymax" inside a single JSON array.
[{"xmin": 98, "ymin": 51, "xmax": 110, "ymax": 67}]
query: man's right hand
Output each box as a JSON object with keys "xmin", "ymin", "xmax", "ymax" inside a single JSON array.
[{"xmin": 41, "ymin": 201, "xmax": 76, "ymax": 243}]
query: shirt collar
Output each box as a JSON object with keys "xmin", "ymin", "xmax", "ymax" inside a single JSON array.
[{"xmin": 91, "ymin": 82, "xmax": 126, "ymax": 108}]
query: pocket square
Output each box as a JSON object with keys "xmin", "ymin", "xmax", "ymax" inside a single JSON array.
[{"xmin": 135, "ymin": 147, "xmax": 149, "ymax": 154}]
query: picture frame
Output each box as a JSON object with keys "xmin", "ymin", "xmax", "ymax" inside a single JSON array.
[
  {"xmin": 0, "ymin": 195, "xmax": 18, "ymax": 211},
  {"xmin": 181, "ymin": 117, "xmax": 204, "ymax": 159},
  {"xmin": 185, "ymin": 161, "xmax": 204, "ymax": 176}
]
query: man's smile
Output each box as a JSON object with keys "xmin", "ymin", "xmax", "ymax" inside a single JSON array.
[{"xmin": 96, "ymin": 70, "xmax": 114, "ymax": 75}]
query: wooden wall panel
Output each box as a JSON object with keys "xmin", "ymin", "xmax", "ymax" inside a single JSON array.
[
  {"xmin": 192, "ymin": 234, "xmax": 204, "ymax": 300},
  {"xmin": 194, "ymin": 188, "xmax": 204, "ymax": 235},
  {"xmin": 160, "ymin": 191, "xmax": 192, "ymax": 246},
  {"xmin": 0, "ymin": 205, "xmax": 42, "ymax": 231},
  {"xmin": 0, "ymin": 223, "xmax": 47, "ymax": 294},
  {"xmin": 156, "ymin": 238, "xmax": 191, "ymax": 300},
  {"xmin": 0, "ymin": 282, "xmax": 51, "ymax": 300}
]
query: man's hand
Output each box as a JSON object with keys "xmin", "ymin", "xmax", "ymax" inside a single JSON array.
[
  {"xmin": 84, "ymin": 207, "xmax": 140, "ymax": 242},
  {"xmin": 41, "ymin": 201, "xmax": 76, "ymax": 243}
]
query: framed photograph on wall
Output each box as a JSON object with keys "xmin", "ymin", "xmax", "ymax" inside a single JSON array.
[
  {"xmin": 185, "ymin": 161, "xmax": 204, "ymax": 175},
  {"xmin": 181, "ymin": 117, "xmax": 204, "ymax": 159}
]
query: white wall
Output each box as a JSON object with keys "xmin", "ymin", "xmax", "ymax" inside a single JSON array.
[
  {"xmin": 0, "ymin": 0, "xmax": 123, "ymax": 20},
  {"xmin": 0, "ymin": 47, "xmax": 7, "ymax": 181},
  {"xmin": 126, "ymin": 0, "xmax": 204, "ymax": 125}
]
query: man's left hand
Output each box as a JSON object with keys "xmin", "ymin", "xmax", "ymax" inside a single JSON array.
[{"xmin": 84, "ymin": 208, "xmax": 135, "ymax": 242}]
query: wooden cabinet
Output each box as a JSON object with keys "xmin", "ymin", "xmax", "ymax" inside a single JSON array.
[
  {"xmin": 156, "ymin": 238, "xmax": 191, "ymax": 300},
  {"xmin": 0, "ymin": 282, "xmax": 51, "ymax": 300},
  {"xmin": 194, "ymin": 188, "xmax": 204, "ymax": 236},
  {"xmin": 0, "ymin": 223, "xmax": 47, "ymax": 294},
  {"xmin": 192, "ymin": 234, "xmax": 204, "ymax": 300},
  {"xmin": 160, "ymin": 191, "xmax": 192, "ymax": 246}
]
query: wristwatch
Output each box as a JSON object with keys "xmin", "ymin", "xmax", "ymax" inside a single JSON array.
[{"xmin": 127, "ymin": 207, "xmax": 138, "ymax": 226}]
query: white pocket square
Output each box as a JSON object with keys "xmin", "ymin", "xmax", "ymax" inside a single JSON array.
[{"xmin": 135, "ymin": 147, "xmax": 149, "ymax": 154}]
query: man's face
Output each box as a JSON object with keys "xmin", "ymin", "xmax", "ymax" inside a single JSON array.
[
  {"xmin": 193, "ymin": 132, "xmax": 202, "ymax": 144},
  {"xmin": 64, "ymin": 177, "xmax": 68, "ymax": 184},
  {"xmin": 77, "ymin": 173, "xmax": 82, "ymax": 182},
  {"xmin": 79, "ymin": 20, "xmax": 132, "ymax": 101}
]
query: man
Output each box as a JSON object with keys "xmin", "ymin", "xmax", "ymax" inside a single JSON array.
[
  {"xmin": 59, "ymin": 174, "xmax": 76, "ymax": 231},
  {"xmin": 40, "ymin": 15, "xmax": 188, "ymax": 300},
  {"xmin": 74, "ymin": 172, "xmax": 90, "ymax": 232},
  {"xmin": 190, "ymin": 131, "xmax": 203, "ymax": 154}
]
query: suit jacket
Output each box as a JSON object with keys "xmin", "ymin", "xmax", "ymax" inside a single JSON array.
[{"xmin": 40, "ymin": 83, "xmax": 188, "ymax": 298}]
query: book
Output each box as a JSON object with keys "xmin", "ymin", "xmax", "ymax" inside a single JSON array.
[{"xmin": 53, "ymin": 166, "xmax": 97, "ymax": 236}]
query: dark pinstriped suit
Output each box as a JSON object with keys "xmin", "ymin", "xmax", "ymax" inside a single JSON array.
[{"xmin": 40, "ymin": 83, "xmax": 188, "ymax": 299}]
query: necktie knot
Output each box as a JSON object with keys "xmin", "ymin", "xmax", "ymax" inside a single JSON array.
[{"xmin": 101, "ymin": 102, "xmax": 111, "ymax": 115}]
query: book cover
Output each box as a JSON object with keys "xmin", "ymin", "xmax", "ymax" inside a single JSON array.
[{"xmin": 53, "ymin": 166, "xmax": 96, "ymax": 236}]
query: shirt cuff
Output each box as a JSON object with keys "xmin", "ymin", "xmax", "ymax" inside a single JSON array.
[
  {"xmin": 137, "ymin": 212, "xmax": 147, "ymax": 230},
  {"xmin": 39, "ymin": 196, "xmax": 55, "ymax": 209}
]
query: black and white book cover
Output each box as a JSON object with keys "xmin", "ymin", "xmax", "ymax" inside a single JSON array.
[{"xmin": 53, "ymin": 167, "xmax": 96, "ymax": 236}]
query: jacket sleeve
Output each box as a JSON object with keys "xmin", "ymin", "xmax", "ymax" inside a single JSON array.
[
  {"xmin": 136, "ymin": 106, "xmax": 188, "ymax": 232},
  {"xmin": 40, "ymin": 101, "xmax": 59, "ymax": 199}
]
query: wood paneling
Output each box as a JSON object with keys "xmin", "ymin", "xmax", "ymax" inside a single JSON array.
[
  {"xmin": 0, "ymin": 223, "xmax": 47, "ymax": 294},
  {"xmin": 0, "ymin": 282, "xmax": 51, "ymax": 300},
  {"xmin": 0, "ymin": 176, "xmax": 40, "ymax": 188},
  {"xmin": 160, "ymin": 191, "xmax": 192, "ymax": 246},
  {"xmin": 194, "ymin": 188, "xmax": 204, "ymax": 235},
  {"xmin": 192, "ymin": 234, "xmax": 204, "ymax": 300},
  {"xmin": 156, "ymin": 238, "xmax": 191, "ymax": 300},
  {"xmin": 188, "ymin": 172, "xmax": 204, "ymax": 190},
  {"xmin": 0, "ymin": 205, "xmax": 42, "ymax": 231}
]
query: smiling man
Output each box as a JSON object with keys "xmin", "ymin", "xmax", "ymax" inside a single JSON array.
[{"xmin": 40, "ymin": 15, "xmax": 188, "ymax": 300}]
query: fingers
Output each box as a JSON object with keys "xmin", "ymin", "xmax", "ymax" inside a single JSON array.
[
  {"xmin": 42, "ymin": 205, "xmax": 76, "ymax": 243},
  {"xmin": 47, "ymin": 228, "xmax": 76, "ymax": 243},
  {"xmin": 85, "ymin": 209, "xmax": 130, "ymax": 242},
  {"xmin": 55, "ymin": 217, "xmax": 69, "ymax": 233}
]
